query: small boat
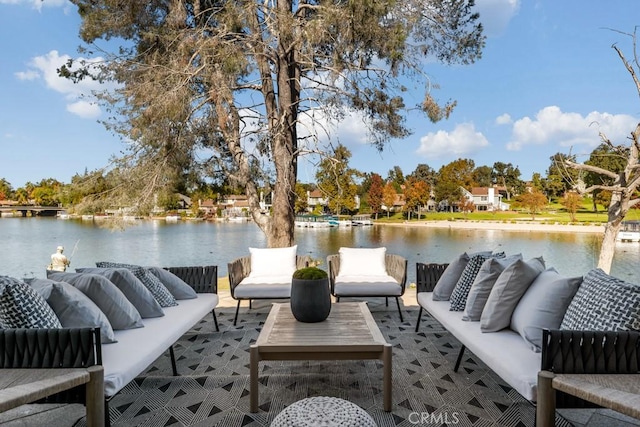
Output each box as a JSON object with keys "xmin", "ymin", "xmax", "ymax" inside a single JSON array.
[
  {"xmin": 295, "ymin": 215, "xmax": 331, "ymax": 228},
  {"xmin": 617, "ymin": 220, "xmax": 640, "ymax": 242},
  {"xmin": 351, "ymin": 214, "xmax": 373, "ymax": 226},
  {"xmin": 227, "ymin": 216, "xmax": 249, "ymax": 222},
  {"xmin": 165, "ymin": 215, "xmax": 180, "ymax": 222}
]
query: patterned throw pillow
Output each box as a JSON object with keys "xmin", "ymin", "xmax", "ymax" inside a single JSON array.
[
  {"xmin": 449, "ymin": 252, "xmax": 505, "ymax": 311},
  {"xmin": 561, "ymin": 268, "xmax": 640, "ymax": 331},
  {"xmin": 96, "ymin": 262, "xmax": 178, "ymax": 308},
  {"xmin": 0, "ymin": 276, "xmax": 62, "ymax": 329}
]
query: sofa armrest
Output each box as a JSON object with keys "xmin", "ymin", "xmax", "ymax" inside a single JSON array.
[
  {"xmin": 416, "ymin": 263, "xmax": 448, "ymax": 293},
  {"xmin": 541, "ymin": 329, "xmax": 640, "ymax": 374},
  {"xmin": 228, "ymin": 256, "xmax": 251, "ymax": 297},
  {"xmin": 165, "ymin": 265, "xmax": 217, "ymax": 294},
  {"xmin": 385, "ymin": 254, "xmax": 408, "ymax": 294},
  {"xmin": 0, "ymin": 327, "xmax": 101, "ymax": 369},
  {"xmin": 327, "ymin": 254, "xmax": 340, "ymax": 294}
]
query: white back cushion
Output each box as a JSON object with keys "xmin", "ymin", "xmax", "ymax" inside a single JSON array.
[
  {"xmin": 249, "ymin": 245, "xmax": 297, "ymax": 277},
  {"xmin": 338, "ymin": 247, "xmax": 387, "ymax": 276}
]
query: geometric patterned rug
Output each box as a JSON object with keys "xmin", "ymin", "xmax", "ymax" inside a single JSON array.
[{"xmin": 85, "ymin": 303, "xmax": 571, "ymax": 427}]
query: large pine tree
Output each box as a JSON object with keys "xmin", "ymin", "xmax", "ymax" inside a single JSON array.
[{"xmin": 64, "ymin": 0, "xmax": 484, "ymax": 246}]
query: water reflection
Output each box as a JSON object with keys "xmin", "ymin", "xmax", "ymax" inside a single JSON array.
[{"xmin": 0, "ymin": 218, "xmax": 637, "ymax": 285}]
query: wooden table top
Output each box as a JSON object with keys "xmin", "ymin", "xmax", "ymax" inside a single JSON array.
[
  {"xmin": 0, "ymin": 368, "xmax": 92, "ymax": 413},
  {"xmin": 552, "ymin": 373, "xmax": 640, "ymax": 419},
  {"xmin": 255, "ymin": 302, "xmax": 387, "ymax": 353}
]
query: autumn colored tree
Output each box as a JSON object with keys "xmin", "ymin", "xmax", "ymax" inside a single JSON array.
[
  {"xmin": 0, "ymin": 178, "xmax": 12, "ymax": 200},
  {"xmin": 382, "ymin": 182, "xmax": 397, "ymax": 218},
  {"xmin": 561, "ymin": 191, "xmax": 583, "ymax": 222},
  {"xmin": 404, "ymin": 178, "xmax": 429, "ymax": 220},
  {"xmin": 368, "ymin": 174, "xmax": 384, "ymax": 220},
  {"xmin": 513, "ymin": 189, "xmax": 547, "ymax": 219},
  {"xmin": 458, "ymin": 196, "xmax": 475, "ymax": 218},
  {"xmin": 63, "ymin": 0, "xmax": 484, "ymax": 247}
]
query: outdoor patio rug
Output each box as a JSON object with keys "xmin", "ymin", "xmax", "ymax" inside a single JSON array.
[{"xmin": 98, "ymin": 303, "xmax": 571, "ymax": 427}]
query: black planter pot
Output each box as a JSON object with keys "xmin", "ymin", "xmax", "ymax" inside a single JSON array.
[{"xmin": 290, "ymin": 277, "xmax": 331, "ymax": 322}]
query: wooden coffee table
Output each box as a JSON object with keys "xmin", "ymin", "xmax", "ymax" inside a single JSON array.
[{"xmin": 249, "ymin": 302, "xmax": 392, "ymax": 413}]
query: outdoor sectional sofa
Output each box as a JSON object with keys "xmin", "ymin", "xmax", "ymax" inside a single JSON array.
[
  {"xmin": 414, "ymin": 256, "xmax": 640, "ymax": 425},
  {"xmin": 0, "ymin": 265, "xmax": 219, "ymax": 426}
]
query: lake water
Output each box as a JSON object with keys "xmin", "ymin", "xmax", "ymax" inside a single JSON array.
[{"xmin": 1, "ymin": 217, "xmax": 639, "ymax": 284}]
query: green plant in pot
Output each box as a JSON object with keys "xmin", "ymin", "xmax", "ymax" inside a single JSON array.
[{"xmin": 290, "ymin": 266, "xmax": 331, "ymax": 323}]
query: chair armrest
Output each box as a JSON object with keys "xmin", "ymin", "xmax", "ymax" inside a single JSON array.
[
  {"xmin": 416, "ymin": 263, "xmax": 448, "ymax": 293},
  {"xmin": 0, "ymin": 328, "xmax": 101, "ymax": 369},
  {"xmin": 385, "ymin": 254, "xmax": 408, "ymax": 294},
  {"xmin": 541, "ymin": 329, "xmax": 640, "ymax": 374},
  {"xmin": 326, "ymin": 254, "xmax": 340, "ymax": 294},
  {"xmin": 165, "ymin": 265, "xmax": 218, "ymax": 294},
  {"xmin": 227, "ymin": 256, "xmax": 251, "ymax": 297}
]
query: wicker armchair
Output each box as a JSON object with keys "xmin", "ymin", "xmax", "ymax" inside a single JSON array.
[
  {"xmin": 227, "ymin": 255, "xmax": 311, "ymax": 326},
  {"xmin": 327, "ymin": 253, "xmax": 408, "ymax": 321}
]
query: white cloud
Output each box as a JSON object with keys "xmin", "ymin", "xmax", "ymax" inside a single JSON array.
[
  {"xmin": 506, "ymin": 106, "xmax": 638, "ymax": 151},
  {"xmin": 66, "ymin": 100, "xmax": 101, "ymax": 119},
  {"xmin": 14, "ymin": 70, "xmax": 40, "ymax": 81},
  {"xmin": 473, "ymin": 0, "xmax": 520, "ymax": 38},
  {"xmin": 1, "ymin": 0, "xmax": 68, "ymax": 11},
  {"xmin": 416, "ymin": 122, "xmax": 490, "ymax": 158},
  {"xmin": 297, "ymin": 108, "xmax": 369, "ymax": 148},
  {"xmin": 495, "ymin": 113, "xmax": 512, "ymax": 125},
  {"xmin": 17, "ymin": 50, "xmax": 108, "ymax": 119}
]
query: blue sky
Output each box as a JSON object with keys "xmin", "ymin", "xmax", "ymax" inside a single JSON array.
[{"xmin": 1, "ymin": 0, "xmax": 640, "ymax": 189}]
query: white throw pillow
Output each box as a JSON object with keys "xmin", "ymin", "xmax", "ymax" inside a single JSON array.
[
  {"xmin": 338, "ymin": 247, "xmax": 387, "ymax": 276},
  {"xmin": 249, "ymin": 245, "xmax": 298, "ymax": 277}
]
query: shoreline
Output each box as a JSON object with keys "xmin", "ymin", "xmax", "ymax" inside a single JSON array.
[{"xmin": 377, "ymin": 220, "xmax": 605, "ymax": 234}]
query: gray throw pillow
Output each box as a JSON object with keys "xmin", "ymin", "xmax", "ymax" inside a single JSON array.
[
  {"xmin": 432, "ymin": 252, "xmax": 470, "ymax": 301},
  {"xmin": 47, "ymin": 271, "xmax": 144, "ymax": 330},
  {"xmin": 96, "ymin": 262, "xmax": 178, "ymax": 308},
  {"xmin": 0, "ymin": 276, "xmax": 62, "ymax": 329},
  {"xmin": 561, "ymin": 268, "xmax": 640, "ymax": 332},
  {"xmin": 75, "ymin": 267, "xmax": 164, "ymax": 318},
  {"xmin": 480, "ymin": 256, "xmax": 546, "ymax": 332},
  {"xmin": 28, "ymin": 278, "xmax": 117, "ymax": 344},
  {"xmin": 510, "ymin": 268, "xmax": 582, "ymax": 352},
  {"xmin": 449, "ymin": 252, "xmax": 506, "ymax": 311},
  {"xmin": 462, "ymin": 254, "xmax": 523, "ymax": 321},
  {"xmin": 146, "ymin": 267, "xmax": 197, "ymax": 300}
]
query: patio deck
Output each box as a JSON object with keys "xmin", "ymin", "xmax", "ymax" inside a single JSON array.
[{"xmin": 1, "ymin": 288, "xmax": 638, "ymax": 427}]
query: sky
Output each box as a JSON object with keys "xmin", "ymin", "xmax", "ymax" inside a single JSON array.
[{"xmin": 1, "ymin": 0, "xmax": 640, "ymax": 189}]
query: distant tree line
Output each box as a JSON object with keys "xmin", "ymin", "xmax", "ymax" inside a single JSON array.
[{"xmin": 0, "ymin": 144, "xmax": 619, "ymax": 218}]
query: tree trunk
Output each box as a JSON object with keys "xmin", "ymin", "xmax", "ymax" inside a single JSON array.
[
  {"xmin": 598, "ymin": 192, "xmax": 626, "ymax": 273},
  {"xmin": 598, "ymin": 222, "xmax": 621, "ymax": 273}
]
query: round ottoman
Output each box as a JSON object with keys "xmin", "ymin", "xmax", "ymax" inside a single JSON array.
[{"xmin": 271, "ymin": 396, "xmax": 377, "ymax": 427}]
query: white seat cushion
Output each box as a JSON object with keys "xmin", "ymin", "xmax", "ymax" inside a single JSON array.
[
  {"xmin": 417, "ymin": 291, "xmax": 541, "ymax": 402},
  {"xmin": 334, "ymin": 274, "xmax": 401, "ymax": 297},
  {"xmin": 234, "ymin": 275, "xmax": 292, "ymax": 299},
  {"xmin": 101, "ymin": 293, "xmax": 218, "ymax": 398}
]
